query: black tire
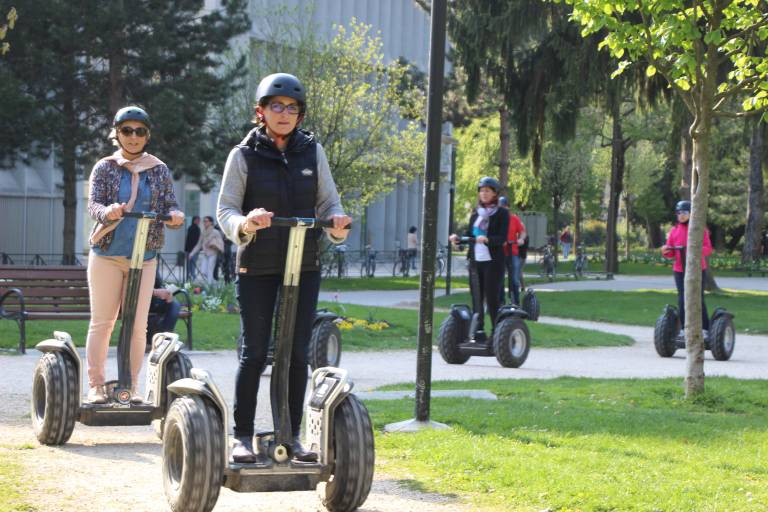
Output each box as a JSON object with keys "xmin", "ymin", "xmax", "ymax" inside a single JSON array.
[
  {"xmin": 153, "ymin": 351, "xmax": 193, "ymax": 439},
  {"xmin": 163, "ymin": 396, "xmax": 224, "ymax": 512},
  {"xmin": 437, "ymin": 315, "xmax": 470, "ymax": 364},
  {"xmin": 493, "ymin": 318, "xmax": 531, "ymax": 368},
  {"xmin": 710, "ymin": 315, "xmax": 735, "ymax": 361},
  {"xmin": 653, "ymin": 310, "xmax": 678, "ymax": 357},
  {"xmin": 521, "ymin": 289, "xmax": 540, "ymax": 321},
  {"xmin": 323, "ymin": 394, "xmax": 375, "ymax": 512},
  {"xmin": 310, "ymin": 320, "xmax": 342, "ymax": 369},
  {"xmin": 31, "ymin": 351, "xmax": 78, "ymax": 445}
]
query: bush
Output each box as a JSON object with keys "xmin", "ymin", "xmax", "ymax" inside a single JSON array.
[{"xmin": 581, "ymin": 219, "xmax": 606, "ymax": 246}]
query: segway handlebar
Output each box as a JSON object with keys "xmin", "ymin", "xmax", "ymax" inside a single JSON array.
[
  {"xmin": 452, "ymin": 236, "xmax": 475, "ymax": 246},
  {"xmin": 122, "ymin": 211, "xmax": 173, "ymax": 222},
  {"xmin": 269, "ymin": 216, "xmax": 352, "ymax": 230}
]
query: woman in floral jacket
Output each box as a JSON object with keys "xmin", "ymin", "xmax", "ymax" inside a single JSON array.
[{"xmin": 85, "ymin": 106, "xmax": 184, "ymax": 404}]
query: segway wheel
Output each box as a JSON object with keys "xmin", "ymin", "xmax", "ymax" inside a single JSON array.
[
  {"xmin": 153, "ymin": 351, "xmax": 193, "ymax": 439},
  {"xmin": 31, "ymin": 352, "xmax": 78, "ymax": 445},
  {"xmin": 521, "ymin": 289, "xmax": 540, "ymax": 321},
  {"xmin": 310, "ymin": 319, "xmax": 342, "ymax": 369},
  {"xmin": 437, "ymin": 315, "xmax": 470, "ymax": 364},
  {"xmin": 163, "ymin": 396, "xmax": 224, "ymax": 512},
  {"xmin": 493, "ymin": 318, "xmax": 531, "ymax": 368},
  {"xmin": 710, "ymin": 314, "xmax": 735, "ymax": 361},
  {"xmin": 322, "ymin": 394, "xmax": 375, "ymax": 512},
  {"xmin": 653, "ymin": 309, "xmax": 678, "ymax": 357}
]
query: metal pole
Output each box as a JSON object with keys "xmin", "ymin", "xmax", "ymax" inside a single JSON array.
[
  {"xmin": 445, "ymin": 142, "xmax": 456, "ymax": 296},
  {"xmin": 414, "ymin": 0, "xmax": 447, "ymax": 423}
]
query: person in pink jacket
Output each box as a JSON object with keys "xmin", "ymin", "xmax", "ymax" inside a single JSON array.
[{"xmin": 660, "ymin": 200, "xmax": 712, "ymax": 334}]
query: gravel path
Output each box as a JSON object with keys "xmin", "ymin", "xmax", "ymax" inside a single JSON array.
[{"xmin": 3, "ymin": 305, "xmax": 767, "ymax": 511}]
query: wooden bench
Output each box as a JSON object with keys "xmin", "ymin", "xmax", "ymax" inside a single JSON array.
[{"xmin": 0, "ymin": 265, "xmax": 193, "ymax": 353}]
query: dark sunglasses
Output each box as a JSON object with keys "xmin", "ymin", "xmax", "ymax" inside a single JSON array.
[
  {"xmin": 268, "ymin": 102, "xmax": 301, "ymax": 115},
  {"xmin": 119, "ymin": 126, "xmax": 149, "ymax": 137}
]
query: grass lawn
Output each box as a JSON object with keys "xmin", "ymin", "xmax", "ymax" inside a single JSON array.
[
  {"xmin": 320, "ymin": 273, "xmax": 574, "ymax": 291},
  {"xmin": 435, "ymin": 288, "xmax": 768, "ymax": 334},
  {"xmin": 0, "ymin": 446, "xmax": 35, "ymax": 512},
  {"xmin": 0, "ymin": 303, "xmax": 631, "ymax": 352},
  {"xmin": 368, "ymin": 377, "xmax": 768, "ymax": 511}
]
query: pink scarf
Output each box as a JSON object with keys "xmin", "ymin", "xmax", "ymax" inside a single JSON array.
[{"xmin": 89, "ymin": 151, "xmax": 165, "ymax": 244}]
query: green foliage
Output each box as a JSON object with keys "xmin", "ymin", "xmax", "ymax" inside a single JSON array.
[
  {"xmin": 0, "ymin": 7, "xmax": 17, "ymax": 55},
  {"xmin": 226, "ymin": 11, "xmax": 426, "ymax": 214},
  {"xmin": 567, "ymin": 0, "xmax": 768, "ymax": 114},
  {"xmin": 370, "ymin": 378, "xmax": 768, "ymax": 511}
]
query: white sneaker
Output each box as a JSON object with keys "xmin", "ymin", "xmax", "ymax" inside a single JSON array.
[
  {"xmin": 87, "ymin": 385, "xmax": 107, "ymax": 404},
  {"xmin": 130, "ymin": 387, "xmax": 144, "ymax": 404}
]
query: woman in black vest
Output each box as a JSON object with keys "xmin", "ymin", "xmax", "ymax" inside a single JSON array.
[
  {"xmin": 217, "ymin": 73, "xmax": 351, "ymax": 463},
  {"xmin": 448, "ymin": 176, "xmax": 509, "ymax": 333}
]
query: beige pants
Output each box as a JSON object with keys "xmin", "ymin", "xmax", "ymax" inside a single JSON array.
[{"xmin": 86, "ymin": 253, "xmax": 157, "ymax": 388}]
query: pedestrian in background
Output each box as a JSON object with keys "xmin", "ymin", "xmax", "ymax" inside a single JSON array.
[{"xmin": 185, "ymin": 215, "xmax": 201, "ymax": 281}]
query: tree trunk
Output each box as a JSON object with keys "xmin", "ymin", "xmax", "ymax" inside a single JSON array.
[
  {"xmin": 624, "ymin": 164, "xmax": 631, "ymax": 260},
  {"xmin": 679, "ymin": 109, "xmax": 694, "ymax": 200},
  {"xmin": 553, "ymin": 195, "xmax": 561, "ymax": 263},
  {"xmin": 646, "ymin": 220, "xmax": 663, "ymax": 248},
  {"xmin": 742, "ymin": 117, "xmax": 765, "ymax": 264},
  {"xmin": 684, "ymin": 105, "xmax": 714, "ymax": 398},
  {"xmin": 498, "ymin": 105, "xmax": 510, "ymax": 193},
  {"xmin": 605, "ymin": 94, "xmax": 624, "ymax": 275},
  {"xmin": 574, "ymin": 189, "xmax": 582, "ymax": 249},
  {"xmin": 61, "ymin": 56, "xmax": 78, "ymax": 265}
]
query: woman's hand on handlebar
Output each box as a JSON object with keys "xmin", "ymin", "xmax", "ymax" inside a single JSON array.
[
  {"xmin": 165, "ymin": 210, "xmax": 185, "ymax": 227},
  {"xmin": 476, "ymin": 235, "xmax": 488, "ymax": 244},
  {"xmin": 105, "ymin": 203, "xmax": 126, "ymax": 221},
  {"xmin": 243, "ymin": 208, "xmax": 273, "ymax": 233},
  {"xmin": 328, "ymin": 214, "xmax": 352, "ymax": 239}
]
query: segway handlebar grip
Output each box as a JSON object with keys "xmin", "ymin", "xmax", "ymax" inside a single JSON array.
[
  {"xmin": 122, "ymin": 211, "xmax": 173, "ymax": 222},
  {"xmin": 270, "ymin": 216, "xmax": 352, "ymax": 230}
]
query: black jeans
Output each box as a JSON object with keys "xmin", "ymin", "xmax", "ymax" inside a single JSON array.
[
  {"xmin": 475, "ymin": 259, "xmax": 504, "ymax": 332},
  {"xmin": 233, "ymin": 271, "xmax": 321, "ymax": 438},
  {"xmin": 673, "ymin": 270, "xmax": 710, "ymax": 330}
]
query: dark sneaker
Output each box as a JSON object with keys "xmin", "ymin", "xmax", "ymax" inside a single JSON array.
[
  {"xmin": 292, "ymin": 436, "xmax": 318, "ymax": 463},
  {"xmin": 232, "ymin": 436, "xmax": 257, "ymax": 463}
]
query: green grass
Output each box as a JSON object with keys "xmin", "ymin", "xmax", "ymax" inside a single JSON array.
[
  {"xmin": 320, "ymin": 273, "xmax": 573, "ymax": 291},
  {"xmin": 368, "ymin": 377, "xmax": 768, "ymax": 511},
  {"xmin": 0, "ymin": 447, "xmax": 35, "ymax": 512},
  {"xmin": 0, "ymin": 303, "xmax": 631, "ymax": 351},
  {"xmin": 435, "ymin": 288, "xmax": 768, "ymax": 334}
]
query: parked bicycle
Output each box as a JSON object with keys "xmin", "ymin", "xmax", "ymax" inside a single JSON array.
[
  {"xmin": 323, "ymin": 244, "xmax": 348, "ymax": 279},
  {"xmin": 360, "ymin": 244, "xmax": 377, "ymax": 278},
  {"xmin": 435, "ymin": 245, "xmax": 447, "ymax": 277},
  {"xmin": 539, "ymin": 243, "xmax": 556, "ymax": 281},
  {"xmin": 392, "ymin": 248, "xmax": 411, "ymax": 277},
  {"xmin": 573, "ymin": 244, "xmax": 588, "ymax": 278}
]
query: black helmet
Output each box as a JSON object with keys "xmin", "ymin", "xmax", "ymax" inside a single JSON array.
[
  {"xmin": 477, "ymin": 176, "xmax": 501, "ymax": 193},
  {"xmin": 113, "ymin": 106, "xmax": 150, "ymax": 128},
  {"xmin": 255, "ymin": 73, "xmax": 306, "ymax": 107},
  {"xmin": 498, "ymin": 196, "xmax": 509, "ymax": 207},
  {"xmin": 674, "ymin": 200, "xmax": 691, "ymax": 213}
]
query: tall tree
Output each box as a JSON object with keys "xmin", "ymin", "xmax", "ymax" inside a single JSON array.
[
  {"xmin": 0, "ymin": 0, "xmax": 250, "ymax": 262},
  {"xmin": 567, "ymin": 0, "xmax": 768, "ymax": 396}
]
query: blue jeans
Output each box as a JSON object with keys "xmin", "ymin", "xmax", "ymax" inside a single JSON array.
[
  {"xmin": 561, "ymin": 242, "xmax": 571, "ymax": 259},
  {"xmin": 187, "ymin": 252, "xmax": 198, "ymax": 281}
]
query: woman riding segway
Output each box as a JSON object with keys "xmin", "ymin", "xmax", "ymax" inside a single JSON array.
[
  {"xmin": 449, "ymin": 177, "xmax": 508, "ymax": 334},
  {"xmin": 217, "ymin": 73, "xmax": 352, "ymax": 464},
  {"xmin": 86, "ymin": 106, "xmax": 185, "ymax": 403}
]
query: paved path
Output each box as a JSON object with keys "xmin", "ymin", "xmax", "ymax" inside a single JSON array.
[{"xmin": 319, "ymin": 274, "xmax": 768, "ymax": 307}]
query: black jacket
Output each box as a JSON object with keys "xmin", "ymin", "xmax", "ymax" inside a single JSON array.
[
  {"xmin": 463, "ymin": 207, "xmax": 509, "ymax": 265},
  {"xmin": 236, "ymin": 127, "xmax": 320, "ymax": 276}
]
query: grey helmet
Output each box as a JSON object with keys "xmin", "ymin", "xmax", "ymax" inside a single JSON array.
[
  {"xmin": 498, "ymin": 196, "xmax": 510, "ymax": 207},
  {"xmin": 477, "ymin": 176, "xmax": 501, "ymax": 193},
  {"xmin": 674, "ymin": 200, "xmax": 691, "ymax": 213},
  {"xmin": 113, "ymin": 106, "xmax": 150, "ymax": 128},
  {"xmin": 255, "ymin": 73, "xmax": 306, "ymax": 108}
]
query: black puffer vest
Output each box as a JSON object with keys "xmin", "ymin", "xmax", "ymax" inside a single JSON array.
[{"xmin": 236, "ymin": 127, "xmax": 320, "ymax": 276}]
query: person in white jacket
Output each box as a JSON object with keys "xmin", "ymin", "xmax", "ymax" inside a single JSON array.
[{"xmin": 189, "ymin": 216, "xmax": 224, "ymax": 283}]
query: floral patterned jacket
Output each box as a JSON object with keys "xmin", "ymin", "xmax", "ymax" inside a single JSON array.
[{"xmin": 87, "ymin": 158, "xmax": 181, "ymax": 251}]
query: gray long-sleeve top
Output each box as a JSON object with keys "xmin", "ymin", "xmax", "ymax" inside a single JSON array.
[{"xmin": 217, "ymin": 143, "xmax": 347, "ymax": 246}]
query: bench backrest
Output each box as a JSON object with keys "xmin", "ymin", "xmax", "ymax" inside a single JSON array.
[{"xmin": 0, "ymin": 265, "xmax": 89, "ymax": 310}]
